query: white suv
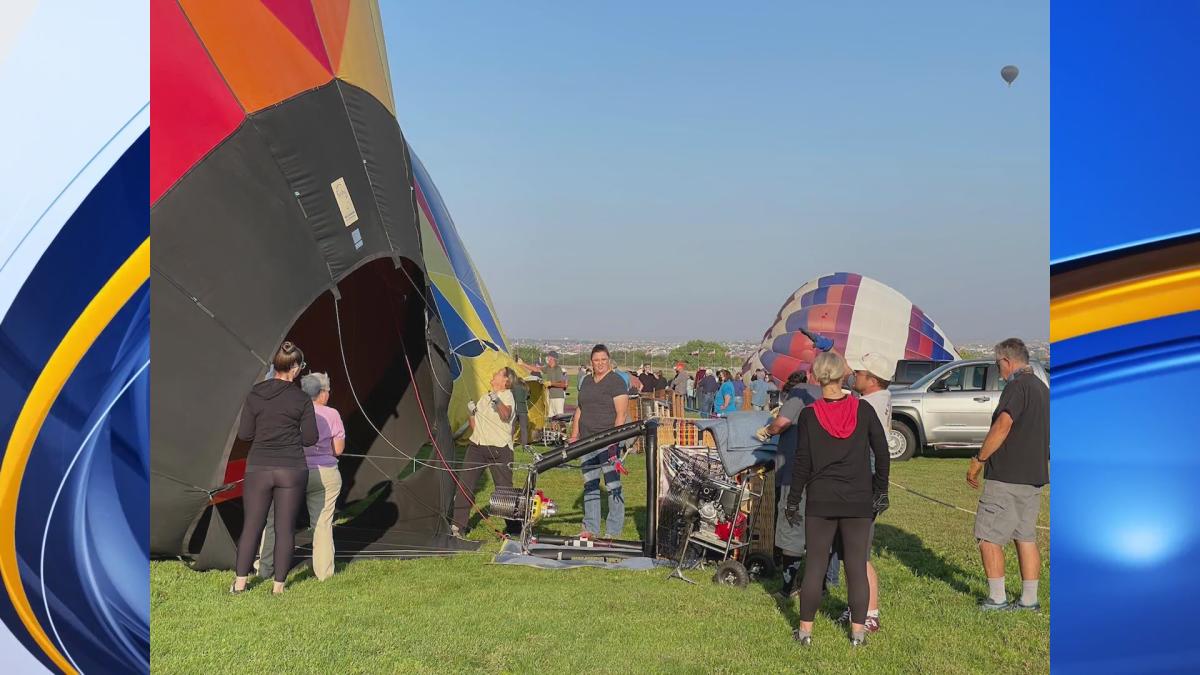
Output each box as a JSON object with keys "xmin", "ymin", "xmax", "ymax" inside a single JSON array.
[{"xmin": 887, "ymin": 359, "xmax": 1049, "ymax": 461}]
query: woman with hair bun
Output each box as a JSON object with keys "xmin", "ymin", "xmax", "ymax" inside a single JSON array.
[{"xmin": 230, "ymin": 341, "xmax": 318, "ymax": 595}]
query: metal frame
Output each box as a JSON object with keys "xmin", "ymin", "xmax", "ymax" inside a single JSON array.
[
  {"xmin": 665, "ymin": 461, "xmax": 766, "ymax": 584},
  {"xmin": 518, "ymin": 420, "xmax": 659, "ymax": 560}
]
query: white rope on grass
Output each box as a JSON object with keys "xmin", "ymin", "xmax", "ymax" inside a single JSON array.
[{"xmin": 888, "ymin": 480, "xmax": 1050, "ymax": 532}]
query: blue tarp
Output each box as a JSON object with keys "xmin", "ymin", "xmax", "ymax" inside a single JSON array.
[{"xmin": 692, "ymin": 411, "xmax": 778, "ymax": 476}]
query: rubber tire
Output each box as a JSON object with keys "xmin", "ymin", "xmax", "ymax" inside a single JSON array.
[
  {"xmin": 712, "ymin": 559, "xmax": 750, "ymax": 588},
  {"xmin": 890, "ymin": 420, "xmax": 918, "ymax": 462},
  {"xmin": 743, "ymin": 552, "xmax": 776, "ymax": 581}
]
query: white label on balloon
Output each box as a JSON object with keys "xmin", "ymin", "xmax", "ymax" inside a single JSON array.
[{"xmin": 331, "ymin": 177, "xmax": 358, "ymax": 227}]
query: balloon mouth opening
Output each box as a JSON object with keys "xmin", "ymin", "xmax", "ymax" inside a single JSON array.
[{"xmin": 216, "ymin": 255, "xmax": 431, "ymax": 512}]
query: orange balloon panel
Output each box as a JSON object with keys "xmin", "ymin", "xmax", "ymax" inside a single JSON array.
[
  {"xmin": 180, "ymin": 0, "xmax": 334, "ymax": 112},
  {"xmin": 312, "ymin": 0, "xmax": 352, "ymax": 71}
]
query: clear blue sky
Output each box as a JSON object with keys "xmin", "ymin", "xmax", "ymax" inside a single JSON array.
[{"xmin": 381, "ymin": 1, "xmax": 1048, "ymax": 343}]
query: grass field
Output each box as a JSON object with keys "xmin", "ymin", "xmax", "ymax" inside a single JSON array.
[{"xmin": 151, "ymin": 448, "xmax": 1049, "ymax": 674}]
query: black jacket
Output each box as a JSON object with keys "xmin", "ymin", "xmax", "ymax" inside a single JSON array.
[
  {"xmin": 787, "ymin": 399, "xmax": 889, "ymax": 518},
  {"xmin": 237, "ymin": 378, "xmax": 318, "ymax": 470}
]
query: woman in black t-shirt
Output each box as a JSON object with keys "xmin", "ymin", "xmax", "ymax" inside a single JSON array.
[{"xmin": 785, "ymin": 351, "xmax": 889, "ymax": 647}]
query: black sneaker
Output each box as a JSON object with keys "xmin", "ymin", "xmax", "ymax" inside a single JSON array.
[
  {"xmin": 772, "ymin": 588, "xmax": 800, "ymax": 602},
  {"xmin": 979, "ymin": 597, "xmax": 1010, "ymax": 611},
  {"xmin": 792, "ymin": 629, "xmax": 812, "ymax": 646},
  {"xmin": 850, "ymin": 632, "xmax": 867, "ymax": 647},
  {"xmin": 1005, "ymin": 601, "xmax": 1040, "ymax": 612}
]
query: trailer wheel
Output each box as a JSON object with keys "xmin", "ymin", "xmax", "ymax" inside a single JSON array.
[
  {"xmin": 744, "ymin": 552, "xmax": 776, "ymax": 581},
  {"xmin": 712, "ymin": 560, "xmax": 749, "ymax": 588}
]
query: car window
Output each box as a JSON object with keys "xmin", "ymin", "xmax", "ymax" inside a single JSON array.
[
  {"xmin": 968, "ymin": 365, "xmax": 987, "ymax": 391},
  {"xmin": 940, "ymin": 364, "xmax": 988, "ymax": 392},
  {"xmin": 942, "ymin": 368, "xmax": 963, "ymax": 389},
  {"xmin": 904, "ymin": 362, "xmax": 935, "ymax": 382}
]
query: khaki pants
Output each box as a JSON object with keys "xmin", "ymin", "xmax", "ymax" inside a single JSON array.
[
  {"xmin": 258, "ymin": 466, "xmax": 342, "ymax": 581},
  {"xmin": 547, "ymin": 397, "xmax": 565, "ymax": 417}
]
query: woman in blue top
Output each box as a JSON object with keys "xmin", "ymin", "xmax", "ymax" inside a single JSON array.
[{"xmin": 714, "ymin": 369, "xmax": 737, "ymax": 416}]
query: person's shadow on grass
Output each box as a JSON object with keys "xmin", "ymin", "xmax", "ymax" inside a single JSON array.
[
  {"xmin": 873, "ymin": 523, "xmax": 977, "ymax": 597},
  {"xmin": 756, "ymin": 555, "xmax": 850, "ymax": 628}
]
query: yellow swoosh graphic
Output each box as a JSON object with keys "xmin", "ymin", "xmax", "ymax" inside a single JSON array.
[
  {"xmin": 1051, "ymin": 266, "xmax": 1200, "ymax": 342},
  {"xmin": 0, "ymin": 237, "xmax": 149, "ymax": 675}
]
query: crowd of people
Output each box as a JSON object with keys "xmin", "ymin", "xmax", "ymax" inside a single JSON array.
[
  {"xmin": 755, "ymin": 338, "xmax": 1048, "ymax": 646},
  {"xmin": 228, "ymin": 337, "xmax": 1049, "ymax": 651}
]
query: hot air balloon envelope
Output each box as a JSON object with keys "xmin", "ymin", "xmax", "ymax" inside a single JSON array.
[{"xmin": 742, "ymin": 273, "xmax": 960, "ymax": 384}]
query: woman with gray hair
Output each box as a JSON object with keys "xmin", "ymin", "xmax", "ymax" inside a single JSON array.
[{"xmin": 257, "ymin": 371, "xmax": 345, "ymax": 582}]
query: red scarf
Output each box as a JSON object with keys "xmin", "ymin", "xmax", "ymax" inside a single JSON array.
[{"xmin": 812, "ymin": 395, "xmax": 859, "ymax": 439}]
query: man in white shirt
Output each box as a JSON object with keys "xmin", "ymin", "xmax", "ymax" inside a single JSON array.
[{"xmin": 840, "ymin": 352, "xmax": 896, "ymax": 632}]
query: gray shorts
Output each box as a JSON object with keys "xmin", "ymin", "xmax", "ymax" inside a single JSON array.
[{"xmin": 974, "ymin": 480, "xmax": 1043, "ymax": 544}]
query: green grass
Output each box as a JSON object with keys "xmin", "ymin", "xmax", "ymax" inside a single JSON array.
[{"xmin": 151, "ymin": 455, "xmax": 1048, "ymax": 674}]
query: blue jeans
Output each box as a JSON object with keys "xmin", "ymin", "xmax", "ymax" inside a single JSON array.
[
  {"xmin": 700, "ymin": 392, "xmax": 715, "ymax": 418},
  {"xmin": 825, "ymin": 550, "xmax": 840, "ymax": 587},
  {"xmin": 581, "ymin": 445, "xmax": 624, "ymax": 537}
]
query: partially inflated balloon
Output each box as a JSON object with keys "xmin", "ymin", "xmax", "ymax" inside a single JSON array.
[
  {"xmin": 1001, "ymin": 65, "xmax": 1020, "ymax": 86},
  {"xmin": 742, "ymin": 273, "xmax": 959, "ymax": 383}
]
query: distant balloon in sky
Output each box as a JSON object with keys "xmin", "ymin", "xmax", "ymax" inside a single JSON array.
[{"xmin": 1001, "ymin": 65, "xmax": 1020, "ymax": 86}]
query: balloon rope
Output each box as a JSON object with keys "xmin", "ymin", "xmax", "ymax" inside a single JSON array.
[
  {"xmin": 399, "ymin": 346, "xmax": 508, "ymax": 541},
  {"xmin": 888, "ymin": 480, "xmax": 1049, "ymax": 531},
  {"xmin": 331, "ymin": 294, "xmax": 506, "ymax": 540},
  {"xmin": 328, "ymin": 295, "xmax": 506, "ymax": 473}
]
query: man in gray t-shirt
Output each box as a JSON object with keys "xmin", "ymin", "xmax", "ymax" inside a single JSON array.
[
  {"xmin": 756, "ymin": 372, "xmax": 817, "ymax": 596},
  {"xmin": 542, "ymin": 352, "xmax": 568, "ymax": 417},
  {"xmin": 669, "ymin": 363, "xmax": 689, "ymax": 398}
]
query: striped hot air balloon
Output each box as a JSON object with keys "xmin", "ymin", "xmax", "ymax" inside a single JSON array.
[{"xmin": 743, "ymin": 273, "xmax": 960, "ymax": 384}]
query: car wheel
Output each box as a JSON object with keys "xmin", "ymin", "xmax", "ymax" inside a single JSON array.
[{"xmin": 889, "ymin": 421, "xmax": 918, "ymax": 461}]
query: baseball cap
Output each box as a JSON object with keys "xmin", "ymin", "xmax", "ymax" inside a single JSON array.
[
  {"xmin": 547, "ymin": 351, "xmax": 559, "ymax": 359},
  {"xmin": 849, "ymin": 353, "xmax": 896, "ymax": 381}
]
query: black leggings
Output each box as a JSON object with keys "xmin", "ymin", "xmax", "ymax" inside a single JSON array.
[
  {"xmin": 799, "ymin": 515, "xmax": 873, "ymax": 624},
  {"xmin": 453, "ymin": 444, "xmax": 514, "ymax": 530},
  {"xmin": 236, "ymin": 467, "xmax": 307, "ymax": 582}
]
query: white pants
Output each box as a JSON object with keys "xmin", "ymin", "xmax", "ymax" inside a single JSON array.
[{"xmin": 548, "ymin": 397, "xmax": 565, "ymax": 417}]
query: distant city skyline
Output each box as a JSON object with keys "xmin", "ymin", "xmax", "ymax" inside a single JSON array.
[{"xmin": 384, "ymin": 2, "xmax": 1049, "ymax": 342}]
